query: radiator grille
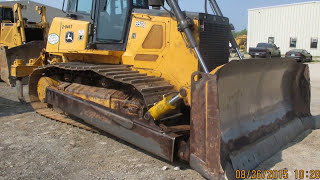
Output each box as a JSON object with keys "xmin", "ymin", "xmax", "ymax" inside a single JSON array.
[{"xmin": 198, "ymin": 14, "xmax": 230, "ymax": 72}]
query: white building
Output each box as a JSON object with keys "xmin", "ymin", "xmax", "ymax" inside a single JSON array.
[{"xmin": 247, "ymin": 1, "xmax": 320, "ymax": 57}]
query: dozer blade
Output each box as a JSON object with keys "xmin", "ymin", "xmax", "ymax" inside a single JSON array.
[
  {"xmin": 0, "ymin": 41, "xmax": 45, "ymax": 86},
  {"xmin": 190, "ymin": 59, "xmax": 311, "ymax": 179}
]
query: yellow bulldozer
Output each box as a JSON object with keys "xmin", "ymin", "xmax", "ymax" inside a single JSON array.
[
  {"xmin": 12, "ymin": 0, "xmax": 311, "ymax": 179},
  {"xmin": 0, "ymin": 3, "xmax": 49, "ymax": 86},
  {"xmin": 235, "ymin": 34, "xmax": 247, "ymax": 51}
]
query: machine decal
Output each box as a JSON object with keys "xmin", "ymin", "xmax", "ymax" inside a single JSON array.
[
  {"xmin": 62, "ymin": 24, "xmax": 73, "ymax": 29},
  {"xmin": 78, "ymin": 30, "xmax": 85, "ymax": 40},
  {"xmin": 65, "ymin": 31, "xmax": 74, "ymax": 43},
  {"xmin": 135, "ymin": 21, "xmax": 146, "ymax": 28},
  {"xmin": 2, "ymin": 23, "xmax": 13, "ymax": 27},
  {"xmin": 48, "ymin": 33, "xmax": 59, "ymax": 45},
  {"xmin": 131, "ymin": 33, "xmax": 136, "ymax": 39}
]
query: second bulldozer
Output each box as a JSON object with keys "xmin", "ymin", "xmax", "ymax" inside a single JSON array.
[
  {"xmin": 235, "ymin": 34, "xmax": 247, "ymax": 51},
  {"xmin": 0, "ymin": 3, "xmax": 49, "ymax": 86},
  {"xmin": 15, "ymin": 0, "xmax": 312, "ymax": 179}
]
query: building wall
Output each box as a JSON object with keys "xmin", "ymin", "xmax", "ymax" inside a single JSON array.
[
  {"xmin": 0, "ymin": 0, "xmax": 65, "ymax": 24},
  {"xmin": 248, "ymin": 1, "xmax": 320, "ymax": 57}
]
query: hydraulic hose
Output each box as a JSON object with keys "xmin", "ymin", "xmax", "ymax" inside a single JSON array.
[{"xmin": 166, "ymin": 0, "xmax": 209, "ymax": 73}]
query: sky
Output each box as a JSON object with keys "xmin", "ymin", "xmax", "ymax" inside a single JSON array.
[{"xmin": 1, "ymin": 0, "xmax": 318, "ymax": 31}]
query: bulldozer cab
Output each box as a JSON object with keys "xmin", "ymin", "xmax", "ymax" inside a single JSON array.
[
  {"xmin": 64, "ymin": 0, "xmax": 148, "ymax": 50},
  {"xmin": 0, "ymin": 6, "xmax": 13, "ymax": 23}
]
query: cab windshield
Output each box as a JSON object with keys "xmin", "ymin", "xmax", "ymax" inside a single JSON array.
[{"xmin": 96, "ymin": 0, "xmax": 129, "ymax": 42}]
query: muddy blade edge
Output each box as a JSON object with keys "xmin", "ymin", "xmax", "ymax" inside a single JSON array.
[{"xmin": 190, "ymin": 59, "xmax": 311, "ymax": 179}]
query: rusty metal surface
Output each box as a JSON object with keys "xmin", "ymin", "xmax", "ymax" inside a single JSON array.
[
  {"xmin": 218, "ymin": 59, "xmax": 311, "ymax": 171},
  {"xmin": 27, "ymin": 59, "xmax": 312, "ymax": 178},
  {"xmin": 230, "ymin": 117, "xmax": 305, "ymax": 170},
  {"xmin": 62, "ymin": 83, "xmax": 144, "ymax": 118},
  {"xmin": 45, "ymin": 87, "xmax": 177, "ymax": 161},
  {"xmin": 216, "ymin": 59, "xmax": 310, "ymax": 148},
  {"xmin": 46, "ymin": 62, "xmax": 174, "ymax": 108},
  {"xmin": 190, "ymin": 72, "xmax": 224, "ymax": 180},
  {"xmin": 0, "ymin": 41, "xmax": 45, "ymax": 86},
  {"xmin": 28, "ymin": 65, "xmax": 185, "ymax": 162},
  {"xmin": 189, "ymin": 59, "xmax": 311, "ymax": 179}
]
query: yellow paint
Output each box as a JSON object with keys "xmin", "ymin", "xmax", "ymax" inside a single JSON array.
[
  {"xmin": 148, "ymin": 96, "xmax": 176, "ymax": 121},
  {"xmin": 43, "ymin": 12, "xmax": 227, "ymax": 106},
  {"xmin": 235, "ymin": 35, "xmax": 247, "ymax": 51},
  {"xmin": 0, "ymin": 3, "xmax": 48, "ymax": 49},
  {"xmin": 46, "ymin": 17, "xmax": 123, "ymax": 64},
  {"xmin": 71, "ymin": 92, "xmax": 140, "ymax": 116},
  {"xmin": 3, "ymin": 3, "xmax": 48, "ymax": 46},
  {"xmin": 122, "ymin": 13, "xmax": 199, "ymax": 104},
  {"xmin": 124, "ymin": 13, "xmax": 200, "ymax": 104},
  {"xmin": 11, "ymin": 52, "xmax": 49, "ymax": 78},
  {"xmin": 210, "ymin": 65, "xmax": 226, "ymax": 75},
  {"xmin": 0, "ymin": 5, "xmax": 12, "ymax": 8},
  {"xmin": 73, "ymin": 93, "xmax": 111, "ymax": 108},
  {"xmin": 0, "ymin": 3, "xmax": 48, "ymax": 48},
  {"xmin": 45, "ymin": 14, "xmax": 200, "ymax": 104},
  {"xmin": 46, "ymin": 17, "xmax": 90, "ymax": 51},
  {"xmin": 11, "ymin": 59, "xmax": 35, "ymax": 77},
  {"xmin": 37, "ymin": 77, "xmax": 59, "ymax": 102},
  {"xmin": 0, "ymin": 4, "xmax": 25, "ymax": 48},
  {"xmin": 14, "ymin": 3, "xmax": 27, "ymax": 43},
  {"xmin": 0, "ymin": 23, "xmax": 23, "ymax": 48}
]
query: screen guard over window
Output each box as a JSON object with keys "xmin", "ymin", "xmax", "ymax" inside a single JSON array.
[{"xmin": 96, "ymin": 0, "xmax": 129, "ymax": 42}]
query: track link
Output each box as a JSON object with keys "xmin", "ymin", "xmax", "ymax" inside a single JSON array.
[
  {"xmin": 46, "ymin": 62, "xmax": 174, "ymax": 107},
  {"xmin": 36, "ymin": 108, "xmax": 98, "ymax": 132}
]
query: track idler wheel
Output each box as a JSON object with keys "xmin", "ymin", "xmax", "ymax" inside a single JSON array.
[{"xmin": 37, "ymin": 77, "xmax": 59, "ymax": 102}]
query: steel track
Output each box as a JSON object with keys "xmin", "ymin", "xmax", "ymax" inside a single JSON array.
[{"xmin": 28, "ymin": 62, "xmax": 175, "ymax": 132}]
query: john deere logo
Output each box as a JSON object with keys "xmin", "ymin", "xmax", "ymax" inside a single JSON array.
[{"xmin": 65, "ymin": 31, "xmax": 74, "ymax": 43}]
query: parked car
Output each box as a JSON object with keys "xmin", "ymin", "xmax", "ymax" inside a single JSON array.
[
  {"xmin": 285, "ymin": 49, "xmax": 312, "ymax": 63},
  {"xmin": 249, "ymin": 43, "xmax": 281, "ymax": 58}
]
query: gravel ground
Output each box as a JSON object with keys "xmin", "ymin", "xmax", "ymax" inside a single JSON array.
[{"xmin": 0, "ymin": 63, "xmax": 320, "ymax": 180}]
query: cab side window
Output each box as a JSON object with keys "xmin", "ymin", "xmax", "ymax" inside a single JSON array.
[
  {"xmin": 67, "ymin": 0, "xmax": 93, "ymax": 14},
  {"xmin": 77, "ymin": 0, "xmax": 93, "ymax": 14},
  {"xmin": 96, "ymin": 0, "xmax": 129, "ymax": 41}
]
